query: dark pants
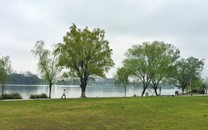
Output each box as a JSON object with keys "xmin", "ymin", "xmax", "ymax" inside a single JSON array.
[{"xmin": 61, "ymin": 94, "xmax": 66, "ymax": 98}]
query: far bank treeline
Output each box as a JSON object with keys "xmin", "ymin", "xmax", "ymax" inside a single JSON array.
[
  {"xmin": 0, "ymin": 24, "xmax": 207, "ymax": 98},
  {"xmin": 4, "ymin": 72, "xmax": 114, "ymax": 85}
]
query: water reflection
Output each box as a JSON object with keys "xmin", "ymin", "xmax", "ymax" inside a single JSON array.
[{"xmin": 2, "ymin": 84, "xmax": 180, "ymax": 99}]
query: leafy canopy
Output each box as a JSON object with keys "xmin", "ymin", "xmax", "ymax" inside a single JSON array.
[
  {"xmin": 32, "ymin": 41, "xmax": 60, "ymax": 84},
  {"xmin": 121, "ymin": 41, "xmax": 180, "ymax": 96},
  {"xmin": 0, "ymin": 56, "xmax": 12, "ymax": 85},
  {"xmin": 56, "ymin": 24, "xmax": 114, "ymax": 80},
  {"xmin": 114, "ymin": 67, "xmax": 132, "ymax": 87},
  {"xmin": 0, "ymin": 55, "xmax": 12, "ymax": 98},
  {"xmin": 170, "ymin": 56, "xmax": 204, "ymax": 92}
]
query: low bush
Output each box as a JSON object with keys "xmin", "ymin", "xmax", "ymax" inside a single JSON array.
[
  {"xmin": 30, "ymin": 93, "xmax": 48, "ymax": 99},
  {"xmin": 198, "ymin": 88, "xmax": 205, "ymax": 94},
  {"xmin": 192, "ymin": 89, "xmax": 199, "ymax": 93},
  {"xmin": 2, "ymin": 93, "xmax": 22, "ymax": 99}
]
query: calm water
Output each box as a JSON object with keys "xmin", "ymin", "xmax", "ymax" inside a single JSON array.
[{"xmin": 2, "ymin": 84, "xmax": 181, "ymax": 99}]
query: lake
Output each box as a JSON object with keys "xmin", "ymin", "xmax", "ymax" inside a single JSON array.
[{"xmin": 2, "ymin": 84, "xmax": 181, "ymax": 99}]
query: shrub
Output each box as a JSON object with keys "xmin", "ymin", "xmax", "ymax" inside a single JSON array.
[
  {"xmin": 175, "ymin": 91, "xmax": 179, "ymax": 95},
  {"xmin": 198, "ymin": 88, "xmax": 205, "ymax": 94},
  {"xmin": 30, "ymin": 93, "xmax": 48, "ymax": 99},
  {"xmin": 2, "ymin": 93, "xmax": 22, "ymax": 99},
  {"xmin": 191, "ymin": 89, "xmax": 198, "ymax": 93}
]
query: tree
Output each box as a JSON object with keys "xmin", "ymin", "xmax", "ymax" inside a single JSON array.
[
  {"xmin": 123, "ymin": 43, "xmax": 151, "ymax": 97},
  {"xmin": 7, "ymin": 72, "xmax": 43, "ymax": 84},
  {"xmin": 122, "ymin": 41, "xmax": 180, "ymax": 96},
  {"xmin": 31, "ymin": 41, "xmax": 60, "ymax": 98},
  {"xmin": 114, "ymin": 67, "xmax": 131, "ymax": 97},
  {"xmin": 147, "ymin": 41, "xmax": 180, "ymax": 95},
  {"xmin": 56, "ymin": 24, "xmax": 114, "ymax": 98},
  {"xmin": 202, "ymin": 77, "xmax": 208, "ymax": 94},
  {"xmin": 0, "ymin": 56, "xmax": 12, "ymax": 98},
  {"xmin": 170, "ymin": 57, "xmax": 204, "ymax": 93},
  {"xmin": 190, "ymin": 77, "xmax": 205, "ymax": 94}
]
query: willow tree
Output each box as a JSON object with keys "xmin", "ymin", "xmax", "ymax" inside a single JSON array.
[
  {"xmin": 123, "ymin": 41, "xmax": 180, "ymax": 96},
  {"xmin": 0, "ymin": 56, "xmax": 12, "ymax": 98},
  {"xmin": 32, "ymin": 41, "xmax": 60, "ymax": 98},
  {"xmin": 114, "ymin": 67, "xmax": 131, "ymax": 97},
  {"xmin": 123, "ymin": 43, "xmax": 151, "ymax": 97},
  {"xmin": 170, "ymin": 57, "xmax": 204, "ymax": 93},
  {"xmin": 56, "ymin": 24, "xmax": 114, "ymax": 98},
  {"xmin": 146, "ymin": 41, "xmax": 180, "ymax": 95}
]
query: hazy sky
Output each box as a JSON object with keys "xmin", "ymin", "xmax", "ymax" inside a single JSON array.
[{"xmin": 1, "ymin": 0, "xmax": 208, "ymax": 78}]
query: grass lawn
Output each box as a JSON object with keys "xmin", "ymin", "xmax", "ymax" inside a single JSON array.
[{"xmin": 0, "ymin": 96, "xmax": 208, "ymax": 130}]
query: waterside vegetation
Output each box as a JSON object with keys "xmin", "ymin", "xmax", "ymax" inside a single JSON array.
[{"xmin": 0, "ymin": 24, "xmax": 207, "ymax": 98}]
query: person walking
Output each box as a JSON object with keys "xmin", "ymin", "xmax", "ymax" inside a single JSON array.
[{"xmin": 61, "ymin": 89, "xmax": 66, "ymax": 98}]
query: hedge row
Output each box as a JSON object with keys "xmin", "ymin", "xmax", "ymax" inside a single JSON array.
[
  {"xmin": 2, "ymin": 93, "xmax": 22, "ymax": 99},
  {"xmin": 1, "ymin": 93, "xmax": 48, "ymax": 99},
  {"xmin": 30, "ymin": 93, "xmax": 48, "ymax": 99}
]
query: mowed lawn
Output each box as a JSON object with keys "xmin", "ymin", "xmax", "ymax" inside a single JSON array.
[{"xmin": 1, "ymin": 96, "xmax": 208, "ymax": 130}]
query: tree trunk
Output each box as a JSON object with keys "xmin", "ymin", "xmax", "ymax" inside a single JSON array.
[
  {"xmin": 151, "ymin": 82, "xmax": 160, "ymax": 96},
  {"xmin": 49, "ymin": 83, "xmax": 52, "ymax": 98},
  {"xmin": 154, "ymin": 88, "xmax": 158, "ymax": 96},
  {"xmin": 182, "ymin": 87, "xmax": 185, "ymax": 94},
  {"xmin": 141, "ymin": 88, "xmax": 146, "ymax": 97},
  {"xmin": 159, "ymin": 86, "xmax": 161, "ymax": 96},
  {"xmin": 1, "ymin": 85, "xmax": 4, "ymax": 99},
  {"xmin": 124, "ymin": 86, "xmax": 126, "ymax": 97},
  {"xmin": 81, "ymin": 91, "xmax": 86, "ymax": 98},
  {"xmin": 80, "ymin": 78, "xmax": 87, "ymax": 98},
  {"xmin": 81, "ymin": 86, "xmax": 86, "ymax": 98}
]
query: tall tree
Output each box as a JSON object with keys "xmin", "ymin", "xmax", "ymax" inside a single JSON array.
[
  {"xmin": 123, "ymin": 43, "xmax": 151, "ymax": 97},
  {"xmin": 114, "ymin": 67, "xmax": 131, "ymax": 97},
  {"xmin": 170, "ymin": 57, "xmax": 204, "ymax": 93},
  {"xmin": 32, "ymin": 41, "xmax": 60, "ymax": 98},
  {"xmin": 56, "ymin": 24, "xmax": 114, "ymax": 98},
  {"xmin": 122, "ymin": 41, "xmax": 180, "ymax": 96},
  {"xmin": 147, "ymin": 41, "xmax": 180, "ymax": 95},
  {"xmin": 0, "ymin": 56, "xmax": 12, "ymax": 98}
]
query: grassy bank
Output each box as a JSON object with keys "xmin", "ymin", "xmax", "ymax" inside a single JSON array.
[{"xmin": 0, "ymin": 96, "xmax": 208, "ymax": 130}]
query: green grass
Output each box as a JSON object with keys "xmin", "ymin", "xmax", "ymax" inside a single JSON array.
[{"xmin": 1, "ymin": 96, "xmax": 208, "ymax": 130}]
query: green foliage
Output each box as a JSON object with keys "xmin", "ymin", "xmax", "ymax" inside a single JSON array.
[
  {"xmin": 114, "ymin": 67, "xmax": 131, "ymax": 86},
  {"xmin": 145, "ymin": 41, "xmax": 180, "ymax": 93},
  {"xmin": 31, "ymin": 41, "xmax": 60, "ymax": 98},
  {"xmin": 56, "ymin": 24, "xmax": 114, "ymax": 97},
  {"xmin": 170, "ymin": 57, "xmax": 204, "ymax": 93},
  {"xmin": 31, "ymin": 41, "xmax": 60, "ymax": 83},
  {"xmin": 191, "ymin": 89, "xmax": 199, "ymax": 93},
  {"xmin": 0, "ymin": 56, "xmax": 12, "ymax": 84},
  {"xmin": 187, "ymin": 78, "xmax": 207, "ymax": 94},
  {"xmin": 114, "ymin": 67, "xmax": 132, "ymax": 97},
  {"xmin": 7, "ymin": 72, "xmax": 43, "ymax": 84},
  {"xmin": 2, "ymin": 93, "xmax": 22, "ymax": 99},
  {"xmin": 201, "ymin": 78, "xmax": 208, "ymax": 94},
  {"xmin": 30, "ymin": 93, "xmax": 48, "ymax": 99},
  {"xmin": 0, "ymin": 55, "xmax": 12, "ymax": 98},
  {"xmin": 57, "ymin": 24, "xmax": 114, "ymax": 78},
  {"xmin": 121, "ymin": 41, "xmax": 180, "ymax": 96}
]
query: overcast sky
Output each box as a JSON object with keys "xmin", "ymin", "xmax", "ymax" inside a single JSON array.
[{"xmin": 0, "ymin": 0, "xmax": 208, "ymax": 78}]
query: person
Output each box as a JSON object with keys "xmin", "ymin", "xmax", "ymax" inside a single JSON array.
[{"xmin": 61, "ymin": 89, "xmax": 66, "ymax": 98}]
